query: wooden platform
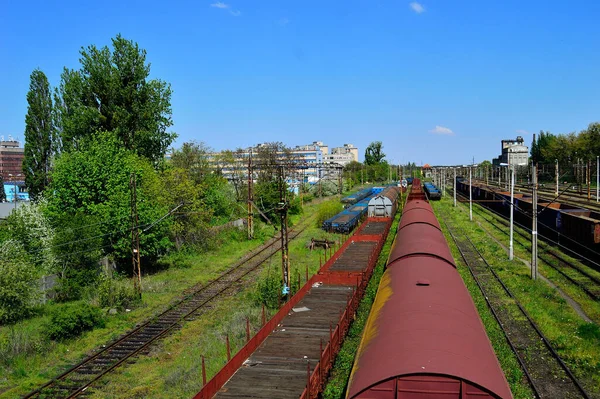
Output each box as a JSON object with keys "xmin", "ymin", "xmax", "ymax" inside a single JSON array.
[
  {"xmin": 214, "ymin": 284, "xmax": 353, "ymax": 399},
  {"xmin": 327, "ymin": 241, "xmax": 377, "ymax": 272},
  {"xmin": 358, "ymin": 221, "xmax": 388, "ymax": 236}
]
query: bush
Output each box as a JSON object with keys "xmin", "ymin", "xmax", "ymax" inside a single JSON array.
[
  {"xmin": 316, "ymin": 199, "xmax": 344, "ymax": 228},
  {"xmin": 155, "ymin": 252, "xmax": 195, "ymax": 270},
  {"xmin": 45, "ymin": 303, "xmax": 105, "ymax": 340},
  {"xmin": 0, "ymin": 240, "xmax": 40, "ymax": 324},
  {"xmin": 96, "ymin": 273, "xmax": 139, "ymax": 310},
  {"xmin": 252, "ymin": 274, "xmax": 282, "ymax": 310}
]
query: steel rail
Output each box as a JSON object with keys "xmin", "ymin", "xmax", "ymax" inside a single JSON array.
[
  {"xmin": 454, "ymin": 189, "xmax": 600, "ymax": 299},
  {"xmin": 441, "ymin": 218, "xmax": 541, "ymax": 399},
  {"xmin": 442, "ymin": 215, "xmax": 591, "ymax": 399}
]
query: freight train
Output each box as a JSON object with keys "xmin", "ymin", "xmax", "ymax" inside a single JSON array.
[
  {"xmin": 456, "ymin": 177, "xmax": 600, "ymax": 263},
  {"xmin": 346, "ymin": 178, "xmax": 513, "ymax": 399}
]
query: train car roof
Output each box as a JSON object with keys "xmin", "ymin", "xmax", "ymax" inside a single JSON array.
[{"xmin": 347, "ymin": 258, "xmax": 512, "ymax": 399}]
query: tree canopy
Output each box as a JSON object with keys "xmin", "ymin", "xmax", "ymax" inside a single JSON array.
[
  {"xmin": 364, "ymin": 141, "xmax": 385, "ymax": 165},
  {"xmin": 531, "ymin": 123, "xmax": 600, "ymax": 166},
  {"xmin": 54, "ymin": 34, "xmax": 175, "ymax": 164}
]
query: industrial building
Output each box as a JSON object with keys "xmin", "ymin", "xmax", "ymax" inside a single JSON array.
[{"xmin": 492, "ymin": 136, "xmax": 529, "ymax": 166}]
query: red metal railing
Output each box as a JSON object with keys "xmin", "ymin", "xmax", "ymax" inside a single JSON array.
[
  {"xmin": 299, "ymin": 278, "xmax": 365, "ymax": 399},
  {"xmin": 192, "ymin": 215, "xmax": 392, "ymax": 399}
]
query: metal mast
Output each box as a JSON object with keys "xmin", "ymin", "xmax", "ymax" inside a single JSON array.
[
  {"xmin": 247, "ymin": 149, "xmax": 254, "ymax": 239},
  {"xmin": 130, "ymin": 172, "xmax": 142, "ymax": 299}
]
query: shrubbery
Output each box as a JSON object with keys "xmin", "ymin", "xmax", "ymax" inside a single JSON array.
[
  {"xmin": 0, "ymin": 240, "xmax": 40, "ymax": 324},
  {"xmin": 45, "ymin": 303, "xmax": 105, "ymax": 340},
  {"xmin": 97, "ymin": 273, "xmax": 139, "ymax": 310},
  {"xmin": 316, "ymin": 199, "xmax": 344, "ymax": 228}
]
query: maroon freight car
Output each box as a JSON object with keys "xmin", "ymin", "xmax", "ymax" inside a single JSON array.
[{"xmin": 346, "ymin": 199, "xmax": 513, "ymax": 399}]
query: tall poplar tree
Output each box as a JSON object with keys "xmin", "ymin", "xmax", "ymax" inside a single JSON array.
[{"xmin": 24, "ymin": 69, "xmax": 54, "ymax": 200}]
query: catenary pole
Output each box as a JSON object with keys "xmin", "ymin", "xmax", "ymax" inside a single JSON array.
[
  {"xmin": 469, "ymin": 167, "xmax": 472, "ymax": 221},
  {"xmin": 509, "ymin": 165, "xmax": 515, "ymax": 260},
  {"xmin": 555, "ymin": 159, "xmax": 559, "ymax": 197},
  {"xmin": 532, "ymin": 160, "xmax": 538, "ymax": 280},
  {"xmin": 453, "ymin": 168, "xmax": 457, "ymax": 207}
]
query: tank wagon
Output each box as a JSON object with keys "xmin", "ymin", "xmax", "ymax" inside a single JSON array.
[
  {"xmin": 423, "ymin": 181, "xmax": 441, "ymax": 200},
  {"xmin": 346, "ymin": 198, "xmax": 513, "ymax": 399},
  {"xmin": 456, "ymin": 177, "xmax": 600, "ymax": 263},
  {"xmin": 368, "ymin": 186, "xmax": 401, "ymax": 218}
]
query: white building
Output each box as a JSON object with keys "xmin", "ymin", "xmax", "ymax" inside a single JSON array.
[{"xmin": 323, "ymin": 143, "xmax": 359, "ymax": 166}]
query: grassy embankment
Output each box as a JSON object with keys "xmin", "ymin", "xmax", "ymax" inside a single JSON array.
[
  {"xmin": 0, "ymin": 196, "xmax": 342, "ymax": 399},
  {"xmin": 434, "ymin": 196, "xmax": 600, "ymax": 397}
]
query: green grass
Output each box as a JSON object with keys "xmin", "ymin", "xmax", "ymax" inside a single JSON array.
[
  {"xmin": 0, "ymin": 199, "xmax": 333, "ymax": 398},
  {"xmin": 85, "ymin": 204, "xmax": 335, "ymax": 398},
  {"xmin": 434, "ymin": 197, "xmax": 600, "ymax": 397}
]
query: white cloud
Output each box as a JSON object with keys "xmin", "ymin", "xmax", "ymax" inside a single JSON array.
[
  {"xmin": 516, "ymin": 129, "xmax": 529, "ymax": 135},
  {"xmin": 278, "ymin": 17, "xmax": 289, "ymax": 26},
  {"xmin": 429, "ymin": 125, "xmax": 454, "ymax": 135},
  {"xmin": 211, "ymin": 1, "xmax": 229, "ymax": 8},
  {"xmin": 211, "ymin": 2, "xmax": 241, "ymax": 16},
  {"xmin": 409, "ymin": 2, "xmax": 425, "ymax": 14}
]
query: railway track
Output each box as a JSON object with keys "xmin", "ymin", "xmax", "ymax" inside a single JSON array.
[
  {"xmin": 454, "ymin": 190, "xmax": 600, "ymax": 301},
  {"xmin": 478, "ymin": 179, "xmax": 600, "ymax": 212},
  {"xmin": 441, "ymin": 216, "xmax": 591, "ymax": 399},
  {"xmin": 24, "ymin": 218, "xmax": 316, "ymax": 399}
]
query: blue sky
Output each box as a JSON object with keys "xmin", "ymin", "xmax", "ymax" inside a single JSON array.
[{"xmin": 1, "ymin": 0, "xmax": 599, "ymax": 165}]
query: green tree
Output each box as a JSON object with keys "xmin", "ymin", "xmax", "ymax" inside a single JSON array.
[
  {"xmin": 170, "ymin": 142, "xmax": 238, "ymax": 222},
  {"xmin": 52, "ymin": 213, "xmax": 103, "ymax": 301},
  {"xmin": 1, "ymin": 198, "xmax": 56, "ymax": 273},
  {"xmin": 54, "ymin": 34, "xmax": 175, "ymax": 164},
  {"xmin": 0, "ymin": 175, "xmax": 6, "ymax": 202},
  {"xmin": 364, "ymin": 141, "xmax": 385, "ymax": 165},
  {"xmin": 161, "ymin": 167, "xmax": 212, "ymax": 250},
  {"xmin": 0, "ymin": 240, "xmax": 39, "ymax": 324},
  {"xmin": 48, "ymin": 132, "xmax": 171, "ymax": 267},
  {"xmin": 24, "ymin": 69, "xmax": 55, "ymax": 200}
]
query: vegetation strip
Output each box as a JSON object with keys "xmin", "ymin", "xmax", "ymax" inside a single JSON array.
[
  {"xmin": 441, "ymin": 213, "xmax": 591, "ymax": 399},
  {"xmin": 24, "ymin": 217, "xmax": 315, "ymax": 399}
]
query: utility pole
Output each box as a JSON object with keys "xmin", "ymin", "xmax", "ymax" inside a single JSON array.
[
  {"xmin": 130, "ymin": 173, "xmax": 142, "ymax": 299},
  {"xmin": 453, "ymin": 168, "xmax": 457, "ymax": 207},
  {"xmin": 597, "ymin": 156, "xmax": 599, "ymax": 203},
  {"xmin": 509, "ymin": 165, "xmax": 515, "ymax": 260},
  {"xmin": 587, "ymin": 159, "xmax": 591, "ymax": 201},
  {"xmin": 247, "ymin": 149, "xmax": 254, "ymax": 240},
  {"xmin": 555, "ymin": 159, "xmax": 559, "ymax": 197},
  {"xmin": 532, "ymin": 159, "xmax": 538, "ymax": 280},
  {"xmin": 319, "ymin": 165, "xmax": 323, "ymax": 197},
  {"xmin": 278, "ymin": 166, "xmax": 290, "ymax": 297},
  {"xmin": 469, "ymin": 167, "xmax": 473, "ymax": 221}
]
